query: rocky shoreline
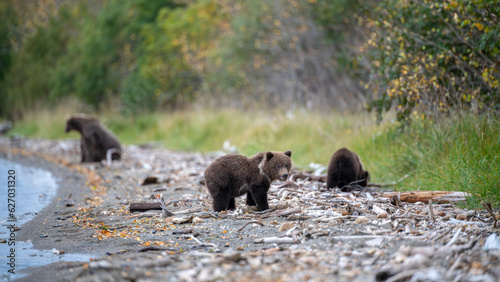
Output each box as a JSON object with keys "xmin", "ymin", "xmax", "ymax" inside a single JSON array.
[{"xmin": 1, "ymin": 137, "xmax": 499, "ymax": 281}]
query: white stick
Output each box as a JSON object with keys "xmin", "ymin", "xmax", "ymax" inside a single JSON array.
[
  {"xmin": 254, "ymin": 237, "xmax": 297, "ymax": 244},
  {"xmin": 445, "ymin": 228, "xmax": 461, "ymax": 247}
]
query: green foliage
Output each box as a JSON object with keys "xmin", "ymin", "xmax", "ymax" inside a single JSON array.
[
  {"xmin": 0, "ymin": 0, "xmax": 15, "ymax": 117},
  {"xmin": 364, "ymin": 0, "xmax": 500, "ymax": 124},
  {"xmin": 2, "ymin": 3, "xmax": 85, "ymax": 119},
  {"xmin": 383, "ymin": 114, "xmax": 500, "ymax": 207}
]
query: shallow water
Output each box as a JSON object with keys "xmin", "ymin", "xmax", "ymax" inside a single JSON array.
[{"xmin": 0, "ymin": 158, "xmax": 94, "ymax": 280}]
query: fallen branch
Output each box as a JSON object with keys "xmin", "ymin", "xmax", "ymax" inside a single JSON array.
[
  {"xmin": 238, "ymin": 220, "xmax": 265, "ymax": 232},
  {"xmin": 400, "ymin": 239, "xmax": 477, "ymax": 257},
  {"xmin": 385, "ymin": 268, "xmax": 427, "ymax": 282},
  {"xmin": 482, "ymin": 201, "xmax": 498, "ymax": 228},
  {"xmin": 129, "ymin": 202, "xmax": 163, "ymax": 212},
  {"xmin": 380, "ymin": 191, "xmax": 469, "ymax": 203},
  {"xmin": 257, "ymin": 207, "xmax": 301, "ymax": 219},
  {"xmin": 445, "ymin": 228, "xmax": 461, "ymax": 247},
  {"xmin": 428, "ymin": 200, "xmax": 436, "ymax": 222},
  {"xmin": 184, "ymin": 235, "xmax": 220, "ymax": 252},
  {"xmin": 137, "ymin": 246, "xmax": 179, "ymax": 252},
  {"xmin": 159, "ymin": 194, "xmax": 174, "ymax": 217},
  {"xmin": 254, "ymin": 237, "xmax": 297, "ymax": 244}
]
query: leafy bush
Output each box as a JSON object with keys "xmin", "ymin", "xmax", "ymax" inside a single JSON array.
[{"xmin": 363, "ymin": 0, "xmax": 500, "ymax": 124}]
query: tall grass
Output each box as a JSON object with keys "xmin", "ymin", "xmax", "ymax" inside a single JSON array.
[
  {"xmin": 7, "ymin": 102, "xmax": 499, "ymax": 207},
  {"xmin": 383, "ymin": 115, "xmax": 500, "ymax": 207}
]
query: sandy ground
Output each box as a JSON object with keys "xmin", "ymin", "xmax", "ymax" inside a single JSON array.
[{"xmin": 1, "ymin": 136, "xmax": 499, "ymax": 281}]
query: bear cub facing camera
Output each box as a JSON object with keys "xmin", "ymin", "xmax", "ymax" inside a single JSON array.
[
  {"xmin": 65, "ymin": 115, "xmax": 122, "ymax": 163},
  {"xmin": 327, "ymin": 147, "xmax": 369, "ymax": 192},
  {"xmin": 205, "ymin": 150, "xmax": 292, "ymax": 212}
]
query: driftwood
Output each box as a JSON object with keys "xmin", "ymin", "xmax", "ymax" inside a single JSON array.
[
  {"xmin": 257, "ymin": 207, "xmax": 302, "ymax": 219},
  {"xmin": 238, "ymin": 220, "xmax": 265, "ymax": 232},
  {"xmin": 254, "ymin": 237, "xmax": 297, "ymax": 244},
  {"xmin": 130, "ymin": 202, "xmax": 162, "ymax": 212},
  {"xmin": 137, "ymin": 246, "xmax": 179, "ymax": 252},
  {"xmin": 380, "ymin": 191, "xmax": 469, "ymax": 203},
  {"xmin": 482, "ymin": 201, "xmax": 498, "ymax": 228}
]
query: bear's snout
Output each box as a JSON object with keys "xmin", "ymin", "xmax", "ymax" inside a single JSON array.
[{"xmin": 280, "ymin": 173, "xmax": 289, "ymax": 181}]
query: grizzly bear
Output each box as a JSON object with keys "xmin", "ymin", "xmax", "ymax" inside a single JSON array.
[
  {"xmin": 327, "ymin": 147, "xmax": 369, "ymax": 191},
  {"xmin": 204, "ymin": 150, "xmax": 292, "ymax": 212},
  {"xmin": 65, "ymin": 115, "xmax": 121, "ymax": 163}
]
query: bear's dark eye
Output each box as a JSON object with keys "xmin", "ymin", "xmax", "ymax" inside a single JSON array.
[{"xmin": 277, "ymin": 164, "xmax": 281, "ymax": 169}]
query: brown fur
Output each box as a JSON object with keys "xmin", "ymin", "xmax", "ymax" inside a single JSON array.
[
  {"xmin": 326, "ymin": 147, "xmax": 369, "ymax": 191},
  {"xmin": 204, "ymin": 150, "xmax": 292, "ymax": 212},
  {"xmin": 65, "ymin": 115, "xmax": 121, "ymax": 163}
]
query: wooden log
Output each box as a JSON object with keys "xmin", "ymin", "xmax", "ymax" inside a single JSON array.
[
  {"xmin": 130, "ymin": 202, "xmax": 162, "ymax": 212},
  {"xmin": 380, "ymin": 191, "xmax": 469, "ymax": 203}
]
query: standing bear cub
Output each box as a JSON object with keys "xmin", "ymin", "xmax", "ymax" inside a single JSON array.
[
  {"xmin": 65, "ymin": 115, "xmax": 122, "ymax": 163},
  {"xmin": 205, "ymin": 150, "xmax": 292, "ymax": 212},
  {"xmin": 327, "ymin": 147, "xmax": 369, "ymax": 191}
]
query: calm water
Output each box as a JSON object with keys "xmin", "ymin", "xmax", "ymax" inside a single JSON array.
[{"xmin": 0, "ymin": 158, "xmax": 94, "ymax": 281}]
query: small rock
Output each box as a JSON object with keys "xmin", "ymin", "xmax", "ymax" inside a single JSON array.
[
  {"xmin": 483, "ymin": 233, "xmax": 500, "ymax": 250},
  {"xmin": 377, "ymin": 212, "xmax": 388, "ymax": 218},
  {"xmin": 354, "ymin": 216, "xmax": 369, "ymax": 224},
  {"xmin": 437, "ymin": 211, "xmax": 446, "ymax": 217},
  {"xmin": 465, "ymin": 210, "xmax": 475, "ymax": 217},
  {"xmin": 279, "ymin": 222, "xmax": 295, "ymax": 232},
  {"xmin": 192, "ymin": 217, "xmax": 204, "ymax": 224},
  {"xmin": 394, "ymin": 252, "xmax": 407, "ymax": 263},
  {"xmin": 172, "ymin": 216, "xmax": 194, "ymax": 224},
  {"xmin": 456, "ymin": 213, "xmax": 467, "ymax": 220}
]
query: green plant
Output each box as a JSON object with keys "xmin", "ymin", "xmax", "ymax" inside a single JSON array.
[{"xmin": 363, "ymin": 0, "xmax": 500, "ymax": 124}]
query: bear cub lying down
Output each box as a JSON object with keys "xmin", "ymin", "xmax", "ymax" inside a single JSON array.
[{"xmin": 205, "ymin": 150, "xmax": 292, "ymax": 212}]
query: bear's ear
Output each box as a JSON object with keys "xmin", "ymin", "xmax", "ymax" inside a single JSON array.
[
  {"xmin": 266, "ymin": 151, "xmax": 274, "ymax": 161},
  {"xmin": 284, "ymin": 150, "xmax": 292, "ymax": 157}
]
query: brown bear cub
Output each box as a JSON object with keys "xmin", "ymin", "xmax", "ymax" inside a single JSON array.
[
  {"xmin": 327, "ymin": 147, "xmax": 369, "ymax": 192},
  {"xmin": 204, "ymin": 150, "xmax": 292, "ymax": 212},
  {"xmin": 65, "ymin": 115, "xmax": 122, "ymax": 163}
]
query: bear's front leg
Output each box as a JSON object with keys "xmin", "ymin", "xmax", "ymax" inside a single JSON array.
[
  {"xmin": 228, "ymin": 198, "xmax": 236, "ymax": 210},
  {"xmin": 81, "ymin": 142, "xmax": 90, "ymax": 162},
  {"xmin": 246, "ymin": 192, "xmax": 256, "ymax": 206},
  {"xmin": 250, "ymin": 186, "xmax": 269, "ymax": 211}
]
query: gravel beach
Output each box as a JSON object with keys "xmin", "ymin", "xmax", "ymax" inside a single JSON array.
[{"xmin": 1, "ymin": 137, "xmax": 499, "ymax": 281}]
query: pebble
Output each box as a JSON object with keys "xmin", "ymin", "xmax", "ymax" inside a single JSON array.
[
  {"xmin": 377, "ymin": 212, "xmax": 388, "ymax": 218},
  {"xmin": 192, "ymin": 217, "xmax": 204, "ymax": 224},
  {"xmin": 456, "ymin": 213, "xmax": 467, "ymax": 220},
  {"xmin": 354, "ymin": 216, "xmax": 369, "ymax": 224},
  {"xmin": 279, "ymin": 222, "xmax": 295, "ymax": 232}
]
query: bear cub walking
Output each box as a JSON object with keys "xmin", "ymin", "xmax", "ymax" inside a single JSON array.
[
  {"xmin": 327, "ymin": 147, "xmax": 369, "ymax": 191},
  {"xmin": 65, "ymin": 115, "xmax": 122, "ymax": 163},
  {"xmin": 205, "ymin": 150, "xmax": 292, "ymax": 212}
]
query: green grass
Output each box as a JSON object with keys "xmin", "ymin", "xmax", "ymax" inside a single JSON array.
[{"xmin": 7, "ymin": 103, "xmax": 500, "ymax": 208}]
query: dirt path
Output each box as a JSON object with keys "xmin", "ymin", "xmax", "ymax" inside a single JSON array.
[{"xmin": 1, "ymin": 137, "xmax": 499, "ymax": 281}]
